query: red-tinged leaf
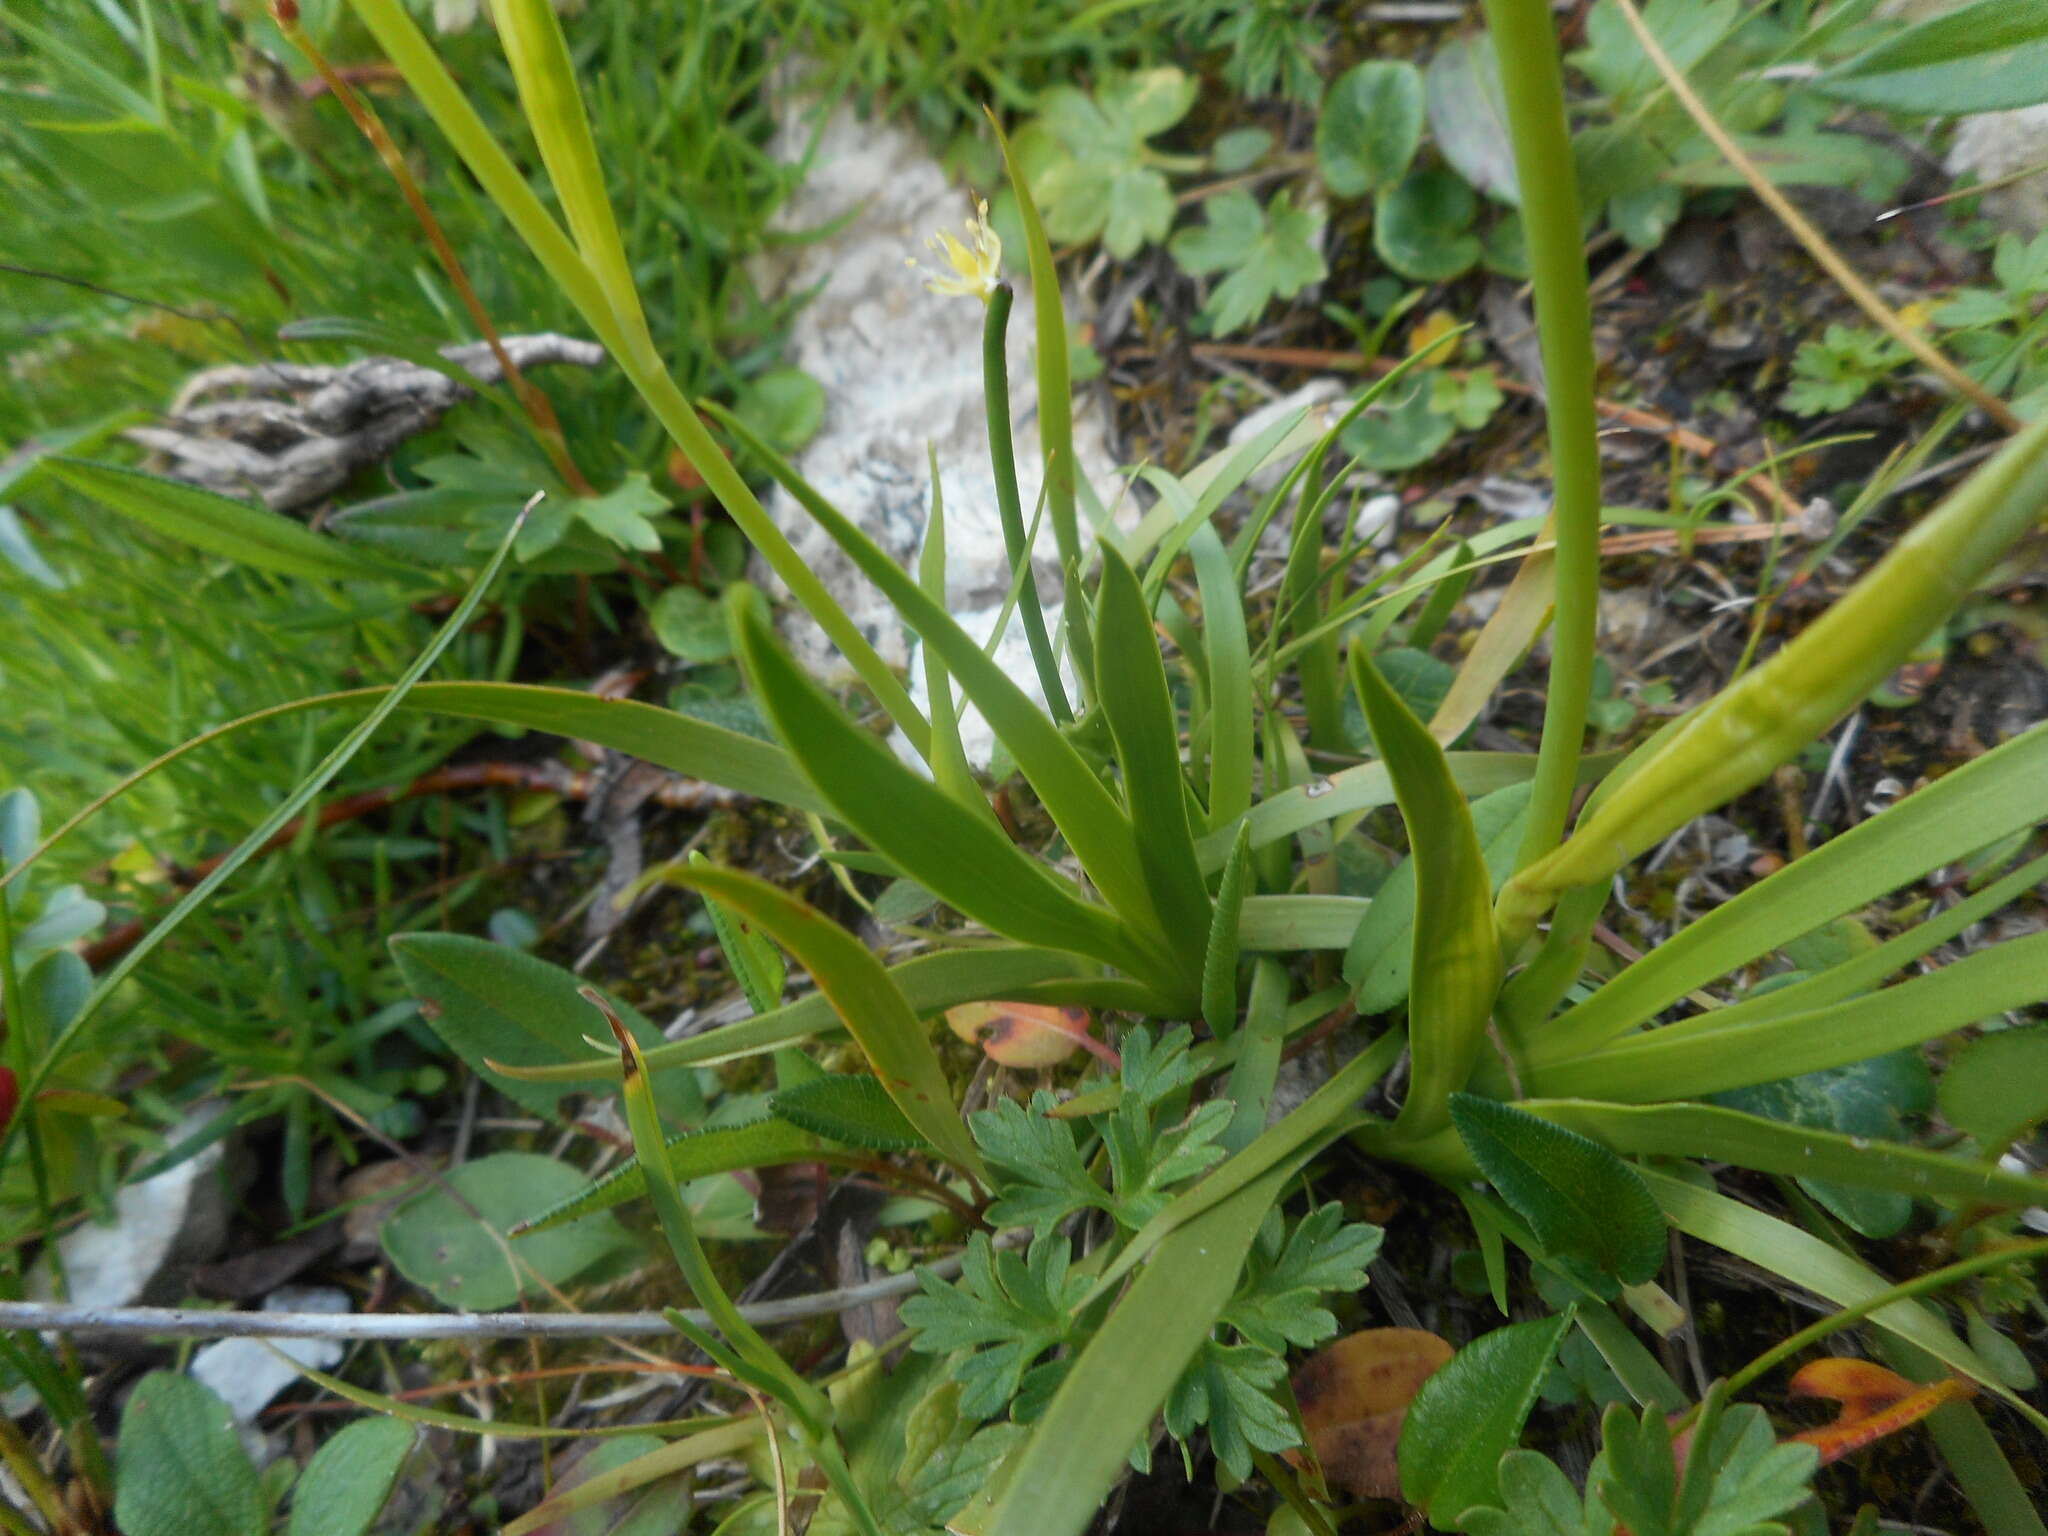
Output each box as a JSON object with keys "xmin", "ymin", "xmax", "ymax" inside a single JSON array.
[
  {"xmin": 0, "ymin": 1069, "xmax": 16, "ymax": 1135},
  {"xmin": 1787, "ymin": 1358, "xmax": 1975, "ymax": 1464},
  {"xmin": 1289, "ymin": 1328, "xmax": 1455, "ymax": 1499},
  {"xmin": 946, "ymin": 1001, "xmax": 1117, "ymax": 1069}
]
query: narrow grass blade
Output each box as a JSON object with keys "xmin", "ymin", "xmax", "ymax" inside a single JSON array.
[
  {"xmin": 1222, "ymin": 959, "xmax": 1290, "ymax": 1153},
  {"xmin": 1350, "ymin": 642, "xmax": 1502, "ymax": 1136},
  {"xmin": 1504, "ymin": 410, "xmax": 2048, "ymax": 938},
  {"xmin": 1522, "ymin": 1100, "xmax": 2048, "ymax": 1212},
  {"xmin": 494, "ymin": 0, "xmax": 642, "ymax": 340},
  {"xmin": 1534, "ymin": 722, "xmax": 2048, "ymax": 1061},
  {"xmin": 511, "ymin": 1118, "xmax": 821, "ymax": 1235},
  {"xmin": 1202, "ymin": 825, "xmax": 1252, "ymax": 1039},
  {"xmin": 499, "ymin": 1421, "xmax": 762, "ymax": 1536},
  {"xmin": 498, "ymin": 946, "xmax": 1097, "ymax": 1086},
  {"xmin": 609, "ymin": 1002, "xmax": 824, "ymax": 1412},
  {"xmin": 917, "ymin": 451, "xmax": 988, "ymax": 815},
  {"xmin": 706, "ymin": 402, "xmax": 1157, "ymax": 939},
  {"xmin": 729, "ymin": 585, "xmax": 1146, "ymax": 974},
  {"xmin": 0, "ymin": 506, "xmax": 525, "ymax": 1169},
  {"xmin": 45, "ymin": 460, "xmax": 409, "ymax": 583},
  {"xmin": 685, "ymin": 851, "xmax": 785, "ymax": 1013},
  {"xmin": 1536, "ymin": 931, "xmax": 2048, "ymax": 1101},
  {"xmin": 1238, "ymin": 895, "xmax": 1370, "ymax": 951},
  {"xmin": 1094, "ymin": 543, "xmax": 1212, "ymax": 981},
  {"xmin": 1643, "ymin": 1169, "xmax": 2041, "ymax": 1426},
  {"xmin": 1189, "ymin": 525, "xmax": 1253, "ymax": 831},
  {"xmin": 634, "ymin": 863, "xmax": 986, "ymax": 1182}
]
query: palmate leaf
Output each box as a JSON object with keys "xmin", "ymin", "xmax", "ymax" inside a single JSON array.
[
  {"xmin": 900, "ymin": 1234, "xmax": 1087, "ymax": 1420},
  {"xmin": 1224, "ymin": 1203, "xmax": 1384, "ymax": 1353},
  {"xmin": 973, "ymin": 1093, "xmax": 1107, "ymax": 1236},
  {"xmin": 1162, "ymin": 1342, "xmax": 1297, "ymax": 1481}
]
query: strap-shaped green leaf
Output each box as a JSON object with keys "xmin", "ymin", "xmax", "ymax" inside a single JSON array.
[
  {"xmin": 1188, "ymin": 525, "xmax": 1253, "ymax": 832},
  {"xmin": 1537, "ymin": 930, "xmax": 2048, "ymax": 1102},
  {"xmin": 643, "ymin": 860, "xmax": 987, "ymax": 1181},
  {"xmin": 1449, "ymin": 1094, "xmax": 1665, "ymax": 1292},
  {"xmin": 704, "ymin": 402, "xmax": 1160, "ymax": 947},
  {"xmin": 47, "ymin": 459, "xmax": 407, "ymax": 583},
  {"xmin": 1535, "ymin": 721, "xmax": 2048, "ymax": 1062},
  {"xmin": 510, "ymin": 1118, "xmax": 821, "ymax": 1235},
  {"xmin": 769, "ymin": 1074, "xmax": 923, "ymax": 1151},
  {"xmin": 687, "ymin": 850, "xmax": 784, "ymax": 1015},
  {"xmin": 1350, "ymin": 641, "xmax": 1502, "ymax": 1135},
  {"xmin": 1094, "ymin": 542, "xmax": 1212, "ymax": 983},
  {"xmin": 1343, "ymin": 781, "xmax": 1530, "ymax": 1014},
  {"xmin": 1520, "ymin": 1099, "xmax": 2048, "ymax": 1212},
  {"xmin": 1646, "ymin": 1168, "xmax": 2042, "ymax": 1427},
  {"xmin": 727, "ymin": 585, "xmax": 1147, "ymax": 978},
  {"xmin": 1202, "ymin": 825, "xmax": 1252, "ymax": 1038},
  {"xmin": 499, "ymin": 946, "xmax": 1101, "ymax": 1087}
]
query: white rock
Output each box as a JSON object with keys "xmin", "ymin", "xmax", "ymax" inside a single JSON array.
[
  {"xmin": 1947, "ymin": 107, "xmax": 2048, "ymax": 235},
  {"xmin": 745, "ymin": 97, "xmax": 1122, "ymax": 711},
  {"xmin": 188, "ymin": 1286, "xmax": 350, "ymax": 1423},
  {"xmin": 29, "ymin": 1109, "xmax": 229, "ymax": 1310}
]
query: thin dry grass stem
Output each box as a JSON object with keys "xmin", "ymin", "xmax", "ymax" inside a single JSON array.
[
  {"xmin": 274, "ymin": 6, "xmax": 598, "ymax": 493},
  {"xmin": 1607, "ymin": 0, "xmax": 2020, "ymax": 432}
]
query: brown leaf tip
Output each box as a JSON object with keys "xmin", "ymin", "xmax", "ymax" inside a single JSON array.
[{"xmin": 578, "ymin": 985, "xmax": 635, "ymax": 1075}]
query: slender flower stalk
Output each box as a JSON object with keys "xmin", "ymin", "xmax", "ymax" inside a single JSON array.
[{"xmin": 1480, "ymin": 0, "xmax": 1604, "ymax": 902}]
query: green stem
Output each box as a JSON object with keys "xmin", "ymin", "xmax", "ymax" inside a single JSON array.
[
  {"xmin": 984, "ymin": 284, "xmax": 1072, "ymax": 723},
  {"xmin": 1481, "ymin": 0, "xmax": 1604, "ymax": 886}
]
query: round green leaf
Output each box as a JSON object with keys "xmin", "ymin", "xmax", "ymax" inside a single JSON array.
[
  {"xmin": 1374, "ymin": 171, "xmax": 1481, "ymax": 282},
  {"xmin": 733, "ymin": 368, "xmax": 826, "ymax": 453},
  {"xmin": 1318, "ymin": 61, "xmax": 1424, "ymax": 198},
  {"xmin": 1339, "ymin": 380, "xmax": 1456, "ymax": 471},
  {"xmin": 650, "ymin": 584, "xmax": 735, "ymax": 663},
  {"xmin": 115, "ymin": 1373, "xmax": 265, "ymax": 1536},
  {"xmin": 1939, "ymin": 1024, "xmax": 2048, "ymax": 1153},
  {"xmin": 381, "ymin": 1152, "xmax": 636, "ymax": 1310},
  {"xmin": 286, "ymin": 1417, "xmax": 416, "ymax": 1536}
]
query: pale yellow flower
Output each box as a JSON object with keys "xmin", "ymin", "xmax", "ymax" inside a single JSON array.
[{"xmin": 908, "ymin": 198, "xmax": 1003, "ymax": 302}]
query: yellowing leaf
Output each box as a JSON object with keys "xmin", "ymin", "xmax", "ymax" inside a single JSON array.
[{"xmin": 946, "ymin": 1002, "xmax": 1110, "ymax": 1069}]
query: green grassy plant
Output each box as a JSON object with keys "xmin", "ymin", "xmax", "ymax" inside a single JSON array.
[{"xmin": 7, "ymin": 1, "xmax": 2048, "ymax": 1531}]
